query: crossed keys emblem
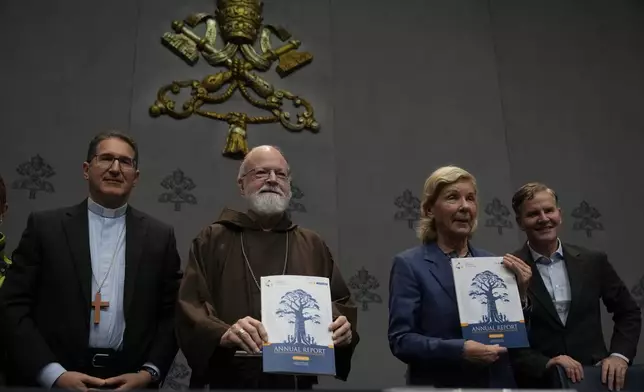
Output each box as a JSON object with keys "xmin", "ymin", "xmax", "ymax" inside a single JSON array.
[{"xmin": 149, "ymin": 0, "xmax": 319, "ymax": 160}]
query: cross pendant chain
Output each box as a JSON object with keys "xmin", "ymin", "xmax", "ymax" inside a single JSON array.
[
  {"xmin": 91, "ymin": 292, "xmax": 110, "ymax": 325},
  {"xmin": 240, "ymin": 232, "xmax": 289, "ymax": 291},
  {"xmin": 90, "ymin": 224, "xmax": 125, "ymax": 324}
]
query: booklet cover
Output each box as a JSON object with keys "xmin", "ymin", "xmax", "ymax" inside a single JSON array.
[
  {"xmin": 260, "ymin": 275, "xmax": 336, "ymax": 376},
  {"xmin": 451, "ymin": 257, "xmax": 529, "ymax": 348}
]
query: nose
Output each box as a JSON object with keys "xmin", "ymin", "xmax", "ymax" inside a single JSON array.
[
  {"xmin": 536, "ymin": 211, "xmax": 548, "ymax": 222},
  {"xmin": 108, "ymin": 160, "xmax": 121, "ymax": 173},
  {"xmin": 265, "ymin": 170, "xmax": 278, "ymax": 184},
  {"xmin": 458, "ymin": 197, "xmax": 473, "ymax": 211}
]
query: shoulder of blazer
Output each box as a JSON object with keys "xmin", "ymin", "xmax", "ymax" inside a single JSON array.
[
  {"xmin": 512, "ymin": 242, "xmax": 533, "ymax": 262},
  {"xmin": 34, "ymin": 201, "xmax": 86, "ymax": 223},
  {"xmin": 389, "ymin": 246, "xmax": 424, "ymax": 282},
  {"xmin": 393, "ymin": 244, "xmax": 425, "ymax": 263},
  {"xmin": 562, "ymin": 242, "xmax": 605, "ymax": 260},
  {"xmin": 127, "ymin": 205, "xmax": 172, "ymax": 234},
  {"xmin": 470, "ymin": 244, "xmax": 494, "ymax": 257}
]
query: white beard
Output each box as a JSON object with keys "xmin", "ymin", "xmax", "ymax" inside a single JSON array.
[{"xmin": 247, "ymin": 190, "xmax": 291, "ymax": 215}]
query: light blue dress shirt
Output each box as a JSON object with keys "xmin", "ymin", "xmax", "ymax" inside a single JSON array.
[
  {"xmin": 529, "ymin": 239, "xmax": 629, "ymax": 364},
  {"xmin": 529, "ymin": 240, "xmax": 571, "ymax": 325},
  {"xmin": 38, "ymin": 199, "xmax": 160, "ymax": 388}
]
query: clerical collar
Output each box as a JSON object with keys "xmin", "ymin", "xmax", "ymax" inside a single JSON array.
[{"xmin": 87, "ymin": 198, "xmax": 127, "ymax": 218}]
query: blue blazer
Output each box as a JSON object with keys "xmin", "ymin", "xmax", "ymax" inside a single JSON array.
[{"xmin": 388, "ymin": 241, "xmax": 516, "ymax": 388}]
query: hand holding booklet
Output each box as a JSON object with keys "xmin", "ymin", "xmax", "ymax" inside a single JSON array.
[
  {"xmin": 451, "ymin": 257, "xmax": 529, "ymax": 348},
  {"xmin": 260, "ymin": 275, "xmax": 336, "ymax": 376}
]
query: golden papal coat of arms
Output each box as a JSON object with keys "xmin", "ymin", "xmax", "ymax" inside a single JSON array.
[{"xmin": 149, "ymin": 0, "xmax": 319, "ymax": 159}]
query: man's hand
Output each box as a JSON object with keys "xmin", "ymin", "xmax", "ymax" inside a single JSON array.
[
  {"xmin": 54, "ymin": 371, "xmax": 105, "ymax": 391},
  {"xmin": 547, "ymin": 355, "xmax": 584, "ymax": 383},
  {"xmin": 503, "ymin": 254, "xmax": 532, "ymax": 300},
  {"xmin": 329, "ymin": 316, "xmax": 352, "ymax": 347},
  {"xmin": 462, "ymin": 340, "xmax": 507, "ymax": 364},
  {"xmin": 103, "ymin": 371, "xmax": 152, "ymax": 391},
  {"xmin": 220, "ymin": 316, "xmax": 268, "ymax": 353},
  {"xmin": 600, "ymin": 356, "xmax": 628, "ymax": 391}
]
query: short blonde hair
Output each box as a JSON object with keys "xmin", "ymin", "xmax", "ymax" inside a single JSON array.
[
  {"xmin": 417, "ymin": 165, "xmax": 478, "ymax": 244},
  {"xmin": 511, "ymin": 182, "xmax": 558, "ymax": 216}
]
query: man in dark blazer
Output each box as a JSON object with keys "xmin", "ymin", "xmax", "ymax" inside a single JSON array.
[
  {"xmin": 509, "ymin": 182, "xmax": 641, "ymax": 391},
  {"xmin": 0, "ymin": 131, "xmax": 182, "ymax": 390}
]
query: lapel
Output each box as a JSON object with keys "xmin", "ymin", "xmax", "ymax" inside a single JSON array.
[
  {"xmin": 562, "ymin": 244, "xmax": 585, "ymax": 323},
  {"xmin": 519, "ymin": 243, "xmax": 562, "ymax": 326},
  {"xmin": 124, "ymin": 206, "xmax": 147, "ymax": 316},
  {"xmin": 423, "ymin": 242, "xmax": 457, "ymax": 303},
  {"xmin": 63, "ymin": 200, "xmax": 92, "ymax": 308}
]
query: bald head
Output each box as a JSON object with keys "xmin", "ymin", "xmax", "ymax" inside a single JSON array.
[
  {"xmin": 238, "ymin": 145, "xmax": 289, "ymax": 180},
  {"xmin": 237, "ymin": 145, "xmax": 292, "ymax": 215}
]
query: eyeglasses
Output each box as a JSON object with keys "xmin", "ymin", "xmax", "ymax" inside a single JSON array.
[
  {"xmin": 92, "ymin": 154, "xmax": 137, "ymax": 171},
  {"xmin": 241, "ymin": 167, "xmax": 290, "ymax": 181}
]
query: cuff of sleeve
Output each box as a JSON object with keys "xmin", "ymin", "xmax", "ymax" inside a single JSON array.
[
  {"xmin": 610, "ymin": 353, "xmax": 630, "ymax": 364},
  {"xmin": 38, "ymin": 362, "xmax": 66, "ymax": 389},
  {"xmin": 442, "ymin": 339, "xmax": 467, "ymax": 360},
  {"xmin": 142, "ymin": 362, "xmax": 162, "ymax": 382}
]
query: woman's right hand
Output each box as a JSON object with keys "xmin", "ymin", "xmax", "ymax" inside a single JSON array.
[{"xmin": 463, "ymin": 340, "xmax": 508, "ymax": 364}]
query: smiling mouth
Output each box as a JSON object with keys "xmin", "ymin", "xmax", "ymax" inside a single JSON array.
[{"xmin": 103, "ymin": 179, "xmax": 122, "ymax": 184}]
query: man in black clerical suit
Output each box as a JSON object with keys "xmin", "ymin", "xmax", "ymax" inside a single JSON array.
[
  {"xmin": 509, "ymin": 182, "xmax": 641, "ymax": 391},
  {"xmin": 0, "ymin": 131, "xmax": 182, "ymax": 390}
]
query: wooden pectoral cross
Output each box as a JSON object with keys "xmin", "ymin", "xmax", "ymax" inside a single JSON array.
[{"xmin": 91, "ymin": 292, "xmax": 110, "ymax": 325}]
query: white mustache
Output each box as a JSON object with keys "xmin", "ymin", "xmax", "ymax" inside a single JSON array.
[{"xmin": 259, "ymin": 186, "xmax": 284, "ymax": 196}]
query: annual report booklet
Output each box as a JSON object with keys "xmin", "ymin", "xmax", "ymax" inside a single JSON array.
[
  {"xmin": 451, "ymin": 257, "xmax": 529, "ymax": 348},
  {"xmin": 260, "ymin": 275, "xmax": 336, "ymax": 375}
]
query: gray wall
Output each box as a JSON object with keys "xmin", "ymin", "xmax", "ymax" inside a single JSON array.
[{"xmin": 1, "ymin": 0, "xmax": 643, "ymax": 389}]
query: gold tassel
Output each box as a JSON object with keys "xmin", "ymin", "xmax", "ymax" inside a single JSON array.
[{"xmin": 222, "ymin": 123, "xmax": 249, "ymax": 159}]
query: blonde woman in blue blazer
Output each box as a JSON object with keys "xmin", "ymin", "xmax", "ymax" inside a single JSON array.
[{"xmin": 388, "ymin": 166, "xmax": 532, "ymax": 388}]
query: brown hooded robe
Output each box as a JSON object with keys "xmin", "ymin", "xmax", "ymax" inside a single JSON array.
[{"xmin": 176, "ymin": 208, "xmax": 359, "ymax": 389}]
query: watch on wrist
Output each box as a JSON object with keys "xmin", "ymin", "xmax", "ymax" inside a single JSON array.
[{"xmin": 140, "ymin": 366, "xmax": 160, "ymax": 383}]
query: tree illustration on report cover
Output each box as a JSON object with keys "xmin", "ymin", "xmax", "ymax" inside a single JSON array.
[
  {"xmin": 469, "ymin": 270, "xmax": 509, "ymax": 323},
  {"xmin": 275, "ymin": 289, "xmax": 321, "ymax": 345}
]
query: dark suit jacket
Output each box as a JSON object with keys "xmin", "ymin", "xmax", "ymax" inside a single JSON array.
[
  {"xmin": 0, "ymin": 200, "xmax": 182, "ymax": 386},
  {"xmin": 388, "ymin": 241, "xmax": 516, "ymax": 388},
  {"xmin": 510, "ymin": 242, "xmax": 642, "ymax": 387}
]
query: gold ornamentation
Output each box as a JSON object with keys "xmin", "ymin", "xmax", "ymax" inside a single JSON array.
[{"xmin": 150, "ymin": 0, "xmax": 318, "ymax": 159}]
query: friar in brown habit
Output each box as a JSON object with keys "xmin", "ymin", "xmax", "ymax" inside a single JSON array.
[{"xmin": 176, "ymin": 145, "xmax": 360, "ymax": 389}]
